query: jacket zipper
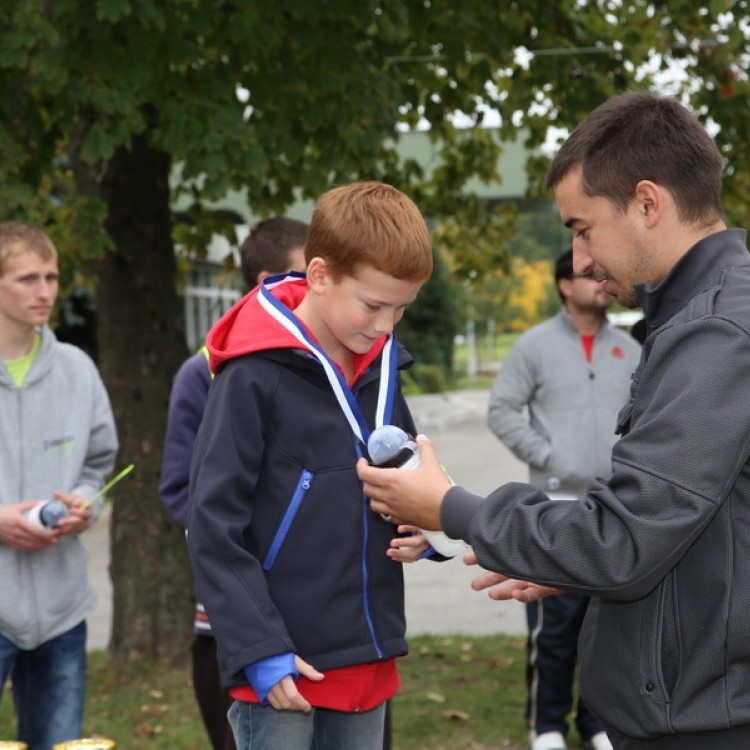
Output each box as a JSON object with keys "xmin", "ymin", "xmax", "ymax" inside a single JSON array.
[
  {"xmin": 356, "ymin": 439, "xmax": 384, "ymax": 659},
  {"xmin": 17, "ymin": 389, "xmax": 42, "ymax": 646},
  {"xmin": 262, "ymin": 468, "xmax": 314, "ymax": 571}
]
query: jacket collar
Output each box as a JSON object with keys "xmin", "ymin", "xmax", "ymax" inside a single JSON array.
[
  {"xmin": 556, "ymin": 306, "xmax": 609, "ymax": 337},
  {"xmin": 636, "ymin": 228, "xmax": 749, "ymax": 330},
  {"xmin": 0, "ymin": 327, "xmax": 56, "ymax": 388}
]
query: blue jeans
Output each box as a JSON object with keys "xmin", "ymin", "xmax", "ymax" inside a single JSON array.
[
  {"xmin": 0, "ymin": 620, "xmax": 87, "ymax": 750},
  {"xmin": 228, "ymin": 700, "xmax": 386, "ymax": 750}
]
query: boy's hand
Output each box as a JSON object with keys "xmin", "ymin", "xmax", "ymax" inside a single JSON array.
[
  {"xmin": 266, "ymin": 656, "xmax": 324, "ymax": 712},
  {"xmin": 387, "ymin": 524, "xmax": 430, "ymax": 562}
]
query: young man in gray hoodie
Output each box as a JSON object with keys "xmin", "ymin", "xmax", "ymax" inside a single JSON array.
[{"xmin": 0, "ymin": 221, "xmax": 118, "ymax": 750}]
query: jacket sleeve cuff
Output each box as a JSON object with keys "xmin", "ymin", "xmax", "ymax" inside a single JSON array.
[
  {"xmin": 244, "ymin": 652, "xmax": 298, "ymax": 704},
  {"xmin": 441, "ymin": 486, "xmax": 485, "ymax": 543}
]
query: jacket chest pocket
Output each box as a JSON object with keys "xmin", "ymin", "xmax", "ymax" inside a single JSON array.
[
  {"xmin": 616, "ymin": 358, "xmax": 644, "ymax": 437},
  {"xmin": 616, "ymin": 400, "xmax": 633, "ymax": 437},
  {"xmin": 263, "ymin": 468, "xmax": 315, "ymax": 571}
]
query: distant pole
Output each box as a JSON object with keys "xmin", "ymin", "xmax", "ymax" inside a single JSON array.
[
  {"xmin": 465, "ymin": 273, "xmax": 478, "ymax": 380},
  {"xmin": 487, "ymin": 318, "xmax": 496, "ymax": 369},
  {"xmin": 466, "ymin": 316, "xmax": 477, "ymax": 380}
]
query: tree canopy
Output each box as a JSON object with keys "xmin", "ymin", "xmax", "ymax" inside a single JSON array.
[{"xmin": 1, "ymin": 0, "xmax": 748, "ymax": 660}]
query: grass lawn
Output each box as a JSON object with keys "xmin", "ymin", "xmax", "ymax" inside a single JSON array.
[
  {"xmin": 393, "ymin": 634, "xmax": 530, "ymax": 749},
  {"xmin": 0, "ymin": 635, "xmax": 547, "ymax": 749}
]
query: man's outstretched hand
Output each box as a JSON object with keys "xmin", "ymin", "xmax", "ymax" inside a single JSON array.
[{"xmin": 463, "ymin": 549, "xmax": 561, "ymax": 603}]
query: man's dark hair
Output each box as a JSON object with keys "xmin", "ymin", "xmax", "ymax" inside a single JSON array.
[
  {"xmin": 554, "ymin": 248, "xmax": 574, "ymax": 303},
  {"xmin": 555, "ymin": 248, "xmax": 574, "ymax": 284},
  {"xmin": 239, "ymin": 217, "xmax": 309, "ymax": 288},
  {"xmin": 545, "ymin": 90, "xmax": 724, "ymax": 227}
]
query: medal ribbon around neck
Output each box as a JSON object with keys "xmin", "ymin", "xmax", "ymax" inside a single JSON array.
[{"xmin": 258, "ymin": 273, "xmax": 399, "ymax": 444}]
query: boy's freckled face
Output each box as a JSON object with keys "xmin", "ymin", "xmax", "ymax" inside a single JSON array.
[{"xmin": 306, "ymin": 262, "xmax": 423, "ymax": 360}]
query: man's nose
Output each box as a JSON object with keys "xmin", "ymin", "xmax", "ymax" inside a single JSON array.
[
  {"xmin": 36, "ymin": 279, "xmax": 57, "ymax": 299},
  {"xmin": 572, "ymin": 245, "xmax": 593, "ymax": 276}
]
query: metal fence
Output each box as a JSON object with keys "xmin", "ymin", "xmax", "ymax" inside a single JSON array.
[{"xmin": 183, "ymin": 283, "xmax": 242, "ymax": 351}]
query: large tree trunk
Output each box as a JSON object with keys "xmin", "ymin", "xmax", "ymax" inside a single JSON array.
[{"xmin": 90, "ymin": 136, "xmax": 194, "ymax": 663}]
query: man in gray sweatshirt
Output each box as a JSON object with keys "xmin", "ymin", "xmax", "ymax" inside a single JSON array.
[
  {"xmin": 0, "ymin": 221, "xmax": 118, "ymax": 750},
  {"xmin": 487, "ymin": 248, "xmax": 640, "ymax": 750}
]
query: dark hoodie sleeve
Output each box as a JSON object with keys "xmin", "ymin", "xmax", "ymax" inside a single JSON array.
[
  {"xmin": 187, "ymin": 356, "xmax": 295, "ymax": 685},
  {"xmin": 158, "ymin": 353, "xmax": 211, "ymax": 528}
]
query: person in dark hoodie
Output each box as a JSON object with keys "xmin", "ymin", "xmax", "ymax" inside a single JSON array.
[
  {"xmin": 187, "ymin": 181, "xmax": 433, "ymax": 750},
  {"xmin": 159, "ymin": 216, "xmax": 309, "ymax": 750}
]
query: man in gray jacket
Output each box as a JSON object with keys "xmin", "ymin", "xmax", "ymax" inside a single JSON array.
[
  {"xmin": 358, "ymin": 91, "xmax": 750, "ymax": 748},
  {"xmin": 0, "ymin": 221, "xmax": 118, "ymax": 750},
  {"xmin": 487, "ymin": 249, "xmax": 640, "ymax": 750}
]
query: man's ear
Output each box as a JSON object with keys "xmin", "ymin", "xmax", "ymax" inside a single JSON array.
[
  {"xmin": 633, "ymin": 180, "xmax": 664, "ymax": 228},
  {"xmin": 557, "ymin": 278, "xmax": 573, "ymax": 302}
]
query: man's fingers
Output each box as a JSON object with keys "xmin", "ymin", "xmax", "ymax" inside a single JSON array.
[
  {"xmin": 471, "ymin": 570, "xmax": 508, "ymax": 591},
  {"xmin": 462, "ymin": 549, "xmax": 479, "ymax": 566},
  {"xmin": 356, "ymin": 457, "xmax": 382, "ymax": 487},
  {"xmin": 485, "ymin": 580, "xmax": 561, "ymax": 603},
  {"xmin": 486, "ymin": 579, "xmax": 529, "ymax": 601}
]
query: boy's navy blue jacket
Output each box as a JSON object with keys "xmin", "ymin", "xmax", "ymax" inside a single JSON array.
[{"xmin": 187, "ymin": 277, "xmax": 416, "ymax": 689}]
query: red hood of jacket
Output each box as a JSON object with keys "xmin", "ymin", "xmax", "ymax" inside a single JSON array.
[{"xmin": 206, "ymin": 277, "xmax": 387, "ymax": 384}]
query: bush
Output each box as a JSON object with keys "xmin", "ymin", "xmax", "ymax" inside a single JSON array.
[
  {"xmin": 398, "ymin": 247, "xmax": 460, "ymax": 375},
  {"xmin": 408, "ymin": 363, "xmax": 448, "ymax": 394},
  {"xmin": 400, "ymin": 369, "xmax": 423, "ymax": 395}
]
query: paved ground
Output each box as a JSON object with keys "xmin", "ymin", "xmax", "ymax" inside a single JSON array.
[
  {"xmin": 83, "ymin": 504, "xmax": 113, "ymax": 652},
  {"xmin": 82, "ymin": 388, "xmax": 529, "ymax": 651},
  {"xmin": 402, "ymin": 389, "xmax": 528, "ymax": 638}
]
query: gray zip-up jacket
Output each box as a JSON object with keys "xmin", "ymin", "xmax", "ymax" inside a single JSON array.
[
  {"xmin": 443, "ymin": 229, "xmax": 750, "ymax": 739},
  {"xmin": 487, "ymin": 309, "xmax": 640, "ymax": 498},
  {"xmin": 0, "ymin": 328, "xmax": 118, "ymax": 649}
]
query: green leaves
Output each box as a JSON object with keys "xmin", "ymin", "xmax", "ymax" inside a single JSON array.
[
  {"xmin": 96, "ymin": 0, "xmax": 132, "ymax": 23},
  {"xmin": 1, "ymin": 0, "xmax": 749, "ymax": 263}
]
